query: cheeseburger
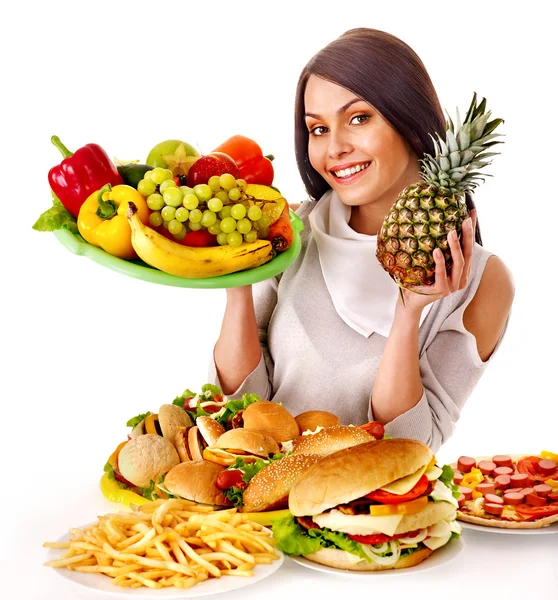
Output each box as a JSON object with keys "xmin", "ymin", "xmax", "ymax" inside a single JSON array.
[
  {"xmin": 273, "ymin": 439, "xmax": 461, "ymax": 571},
  {"xmin": 203, "ymin": 429, "xmax": 280, "ymax": 466}
]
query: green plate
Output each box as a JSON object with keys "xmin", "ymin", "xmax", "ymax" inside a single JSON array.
[{"xmin": 53, "ymin": 210, "xmax": 304, "ymax": 288}]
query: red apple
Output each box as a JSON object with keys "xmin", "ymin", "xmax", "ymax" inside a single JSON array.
[{"xmin": 186, "ymin": 152, "xmax": 240, "ymax": 187}]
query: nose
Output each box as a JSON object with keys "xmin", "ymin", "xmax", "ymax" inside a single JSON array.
[{"xmin": 327, "ymin": 128, "xmax": 352, "ymax": 159}]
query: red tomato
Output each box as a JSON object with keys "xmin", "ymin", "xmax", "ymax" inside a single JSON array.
[
  {"xmin": 549, "ymin": 492, "xmax": 558, "ymax": 502},
  {"xmin": 515, "ymin": 503, "xmax": 558, "ymax": 520},
  {"xmin": 113, "ymin": 470, "xmax": 136, "ymax": 488},
  {"xmin": 348, "ymin": 530, "xmax": 420, "ymax": 545},
  {"xmin": 215, "ymin": 469, "xmax": 245, "ymax": 490},
  {"xmin": 516, "ymin": 456, "xmax": 553, "ymax": 484},
  {"xmin": 360, "ymin": 421, "xmax": 385, "ymax": 439},
  {"xmin": 365, "ymin": 475, "xmax": 429, "ymax": 504}
]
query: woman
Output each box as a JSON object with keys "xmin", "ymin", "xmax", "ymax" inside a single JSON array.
[{"xmin": 208, "ymin": 28, "xmax": 514, "ymax": 452}]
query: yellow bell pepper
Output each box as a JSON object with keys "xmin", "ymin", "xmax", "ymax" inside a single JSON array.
[
  {"xmin": 369, "ymin": 496, "xmax": 428, "ymax": 516},
  {"xmin": 541, "ymin": 450, "xmax": 558, "ymax": 462},
  {"xmin": 77, "ymin": 183, "xmax": 149, "ymax": 259},
  {"xmin": 462, "ymin": 467, "xmax": 484, "ymax": 491}
]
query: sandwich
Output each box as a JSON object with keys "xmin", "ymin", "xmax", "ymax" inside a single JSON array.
[
  {"xmin": 286, "ymin": 424, "xmax": 376, "ymax": 455},
  {"xmin": 161, "ymin": 460, "xmax": 230, "ymax": 507},
  {"xmin": 104, "ymin": 434, "xmax": 181, "ymax": 499},
  {"xmin": 272, "ymin": 439, "xmax": 461, "ymax": 571},
  {"xmin": 127, "ymin": 403, "xmax": 193, "ymax": 439},
  {"xmin": 294, "ymin": 410, "xmax": 340, "ymax": 434},
  {"xmin": 202, "ymin": 428, "xmax": 280, "ymax": 466},
  {"xmin": 173, "ymin": 416, "xmax": 226, "ymax": 462}
]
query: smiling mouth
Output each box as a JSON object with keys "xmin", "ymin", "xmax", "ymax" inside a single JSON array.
[{"xmin": 331, "ymin": 162, "xmax": 371, "ymax": 179}]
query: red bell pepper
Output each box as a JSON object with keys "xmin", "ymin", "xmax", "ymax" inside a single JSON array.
[
  {"xmin": 212, "ymin": 135, "xmax": 274, "ymax": 186},
  {"xmin": 48, "ymin": 135, "xmax": 123, "ymax": 218}
]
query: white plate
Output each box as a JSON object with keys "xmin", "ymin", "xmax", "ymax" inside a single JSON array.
[
  {"xmin": 460, "ymin": 520, "xmax": 558, "ymax": 535},
  {"xmin": 288, "ymin": 537, "xmax": 463, "ymax": 577},
  {"xmin": 46, "ymin": 524, "xmax": 284, "ymax": 598}
]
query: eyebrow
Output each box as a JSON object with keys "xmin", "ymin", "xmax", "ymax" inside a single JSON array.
[{"xmin": 304, "ymin": 98, "xmax": 364, "ymax": 120}]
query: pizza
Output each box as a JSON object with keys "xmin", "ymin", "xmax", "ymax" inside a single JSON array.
[{"xmin": 451, "ymin": 452, "xmax": 558, "ymax": 529}]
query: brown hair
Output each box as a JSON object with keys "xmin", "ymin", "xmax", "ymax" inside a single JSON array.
[{"xmin": 294, "ymin": 28, "xmax": 482, "ymax": 245}]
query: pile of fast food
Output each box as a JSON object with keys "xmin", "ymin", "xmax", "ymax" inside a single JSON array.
[
  {"xmin": 44, "ymin": 385, "xmax": 468, "ymax": 588},
  {"xmin": 453, "ymin": 452, "xmax": 558, "ymax": 529}
]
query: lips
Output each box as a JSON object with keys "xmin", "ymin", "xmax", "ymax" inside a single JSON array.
[{"xmin": 330, "ymin": 161, "xmax": 371, "ymax": 183}]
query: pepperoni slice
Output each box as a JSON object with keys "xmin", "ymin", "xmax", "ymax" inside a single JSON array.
[
  {"xmin": 537, "ymin": 459, "xmax": 557, "ymax": 476},
  {"xmin": 485, "ymin": 503, "xmax": 504, "ymax": 516},
  {"xmin": 494, "ymin": 475, "xmax": 511, "ymax": 491},
  {"xmin": 494, "ymin": 466, "xmax": 514, "ymax": 477},
  {"xmin": 476, "ymin": 482, "xmax": 496, "ymax": 495},
  {"xmin": 493, "ymin": 455, "xmax": 513, "ymax": 469},
  {"xmin": 478, "ymin": 461, "xmax": 496, "ymax": 476},
  {"xmin": 453, "ymin": 471, "xmax": 464, "ymax": 485},
  {"xmin": 458, "ymin": 456, "xmax": 476, "ymax": 473},
  {"xmin": 533, "ymin": 484, "xmax": 552, "ymax": 498},
  {"xmin": 484, "ymin": 493, "xmax": 504, "ymax": 505},
  {"xmin": 503, "ymin": 492, "xmax": 524, "ymax": 505},
  {"xmin": 510, "ymin": 474, "xmax": 529, "ymax": 487},
  {"xmin": 459, "ymin": 486, "xmax": 473, "ymax": 501},
  {"xmin": 458, "ymin": 493, "xmax": 467, "ymax": 507}
]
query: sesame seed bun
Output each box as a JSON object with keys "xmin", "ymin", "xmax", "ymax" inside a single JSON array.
[
  {"xmin": 291, "ymin": 425, "xmax": 374, "ymax": 457},
  {"xmin": 289, "ymin": 439, "xmax": 433, "ymax": 517},
  {"xmin": 241, "ymin": 454, "xmax": 323, "ymax": 513},
  {"xmin": 118, "ymin": 434, "xmax": 180, "ymax": 488},
  {"xmin": 294, "ymin": 410, "xmax": 340, "ymax": 434},
  {"xmin": 241, "ymin": 401, "xmax": 300, "ymax": 442},
  {"xmin": 164, "ymin": 460, "xmax": 229, "ymax": 506}
]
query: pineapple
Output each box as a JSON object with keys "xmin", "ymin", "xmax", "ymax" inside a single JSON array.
[{"xmin": 376, "ymin": 93, "xmax": 504, "ymax": 289}]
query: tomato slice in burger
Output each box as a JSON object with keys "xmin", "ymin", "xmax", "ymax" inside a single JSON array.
[
  {"xmin": 515, "ymin": 503, "xmax": 558, "ymax": 520},
  {"xmin": 365, "ymin": 475, "xmax": 429, "ymax": 504},
  {"xmin": 348, "ymin": 530, "xmax": 420, "ymax": 545}
]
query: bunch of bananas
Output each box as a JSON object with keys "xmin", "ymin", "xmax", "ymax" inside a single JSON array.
[{"xmin": 127, "ymin": 203, "xmax": 274, "ymax": 278}]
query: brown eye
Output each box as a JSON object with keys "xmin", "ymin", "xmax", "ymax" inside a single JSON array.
[
  {"xmin": 351, "ymin": 115, "xmax": 370, "ymax": 125},
  {"xmin": 309, "ymin": 125, "xmax": 327, "ymax": 136}
]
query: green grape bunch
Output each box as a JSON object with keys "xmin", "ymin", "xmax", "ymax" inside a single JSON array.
[{"xmin": 137, "ymin": 169, "xmax": 272, "ymax": 247}]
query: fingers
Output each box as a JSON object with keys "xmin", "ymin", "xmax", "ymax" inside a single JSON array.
[
  {"xmin": 434, "ymin": 247, "xmax": 451, "ymax": 296},
  {"xmin": 459, "ymin": 215, "xmax": 475, "ymax": 289},
  {"xmin": 447, "ymin": 229, "xmax": 464, "ymax": 290}
]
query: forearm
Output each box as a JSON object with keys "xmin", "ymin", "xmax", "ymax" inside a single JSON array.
[
  {"xmin": 372, "ymin": 305, "xmax": 424, "ymax": 423},
  {"xmin": 214, "ymin": 286, "xmax": 262, "ymax": 395}
]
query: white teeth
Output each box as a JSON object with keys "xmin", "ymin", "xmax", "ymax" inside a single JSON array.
[{"xmin": 333, "ymin": 162, "xmax": 370, "ymax": 178}]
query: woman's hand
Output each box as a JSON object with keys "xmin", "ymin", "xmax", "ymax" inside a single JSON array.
[{"xmin": 398, "ymin": 210, "xmax": 477, "ymax": 315}]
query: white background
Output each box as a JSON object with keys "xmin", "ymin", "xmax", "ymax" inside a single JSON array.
[{"xmin": 1, "ymin": 1, "xmax": 557, "ymax": 598}]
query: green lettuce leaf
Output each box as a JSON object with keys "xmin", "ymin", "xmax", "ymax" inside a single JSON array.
[
  {"xmin": 440, "ymin": 464, "xmax": 461, "ymax": 499},
  {"xmin": 33, "ymin": 193, "xmax": 78, "ymax": 233},
  {"xmin": 214, "ymin": 393, "xmax": 261, "ymax": 428},
  {"xmin": 269, "ymin": 515, "xmax": 322, "ymax": 556},
  {"xmin": 224, "ymin": 486, "xmax": 245, "ymax": 508},
  {"xmin": 126, "ymin": 411, "xmax": 152, "ymax": 428},
  {"xmin": 269, "ymin": 514, "xmax": 369, "ymax": 561}
]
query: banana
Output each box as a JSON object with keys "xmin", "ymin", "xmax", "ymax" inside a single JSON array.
[{"xmin": 127, "ymin": 202, "xmax": 274, "ymax": 278}]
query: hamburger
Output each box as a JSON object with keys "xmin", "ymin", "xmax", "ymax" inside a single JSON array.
[
  {"xmin": 173, "ymin": 416, "xmax": 226, "ymax": 462},
  {"xmin": 202, "ymin": 429, "xmax": 280, "ymax": 467},
  {"xmin": 104, "ymin": 434, "xmax": 180, "ymax": 498},
  {"xmin": 295, "ymin": 410, "xmax": 340, "ymax": 434},
  {"xmin": 161, "ymin": 460, "xmax": 230, "ymax": 506},
  {"xmin": 128, "ymin": 404, "xmax": 193, "ymax": 439},
  {"xmin": 272, "ymin": 439, "xmax": 461, "ymax": 571},
  {"xmin": 240, "ymin": 400, "xmax": 300, "ymax": 442}
]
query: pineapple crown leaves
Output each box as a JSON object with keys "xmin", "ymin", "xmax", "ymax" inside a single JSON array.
[{"xmin": 421, "ymin": 92, "xmax": 505, "ymax": 192}]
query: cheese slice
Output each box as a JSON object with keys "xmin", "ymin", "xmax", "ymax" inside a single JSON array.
[
  {"xmin": 380, "ymin": 464, "xmax": 427, "ymax": 495},
  {"xmin": 425, "ymin": 464, "xmax": 443, "ymax": 481},
  {"xmin": 313, "ymin": 509, "xmax": 404, "ymax": 536}
]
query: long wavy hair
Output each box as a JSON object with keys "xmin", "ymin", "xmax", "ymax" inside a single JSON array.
[{"xmin": 294, "ymin": 28, "xmax": 482, "ymax": 245}]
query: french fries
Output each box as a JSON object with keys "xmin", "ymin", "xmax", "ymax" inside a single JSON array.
[{"xmin": 43, "ymin": 498, "xmax": 280, "ymax": 589}]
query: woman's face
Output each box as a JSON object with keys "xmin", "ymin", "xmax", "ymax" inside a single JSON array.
[{"xmin": 304, "ymin": 75, "xmax": 418, "ymax": 211}]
